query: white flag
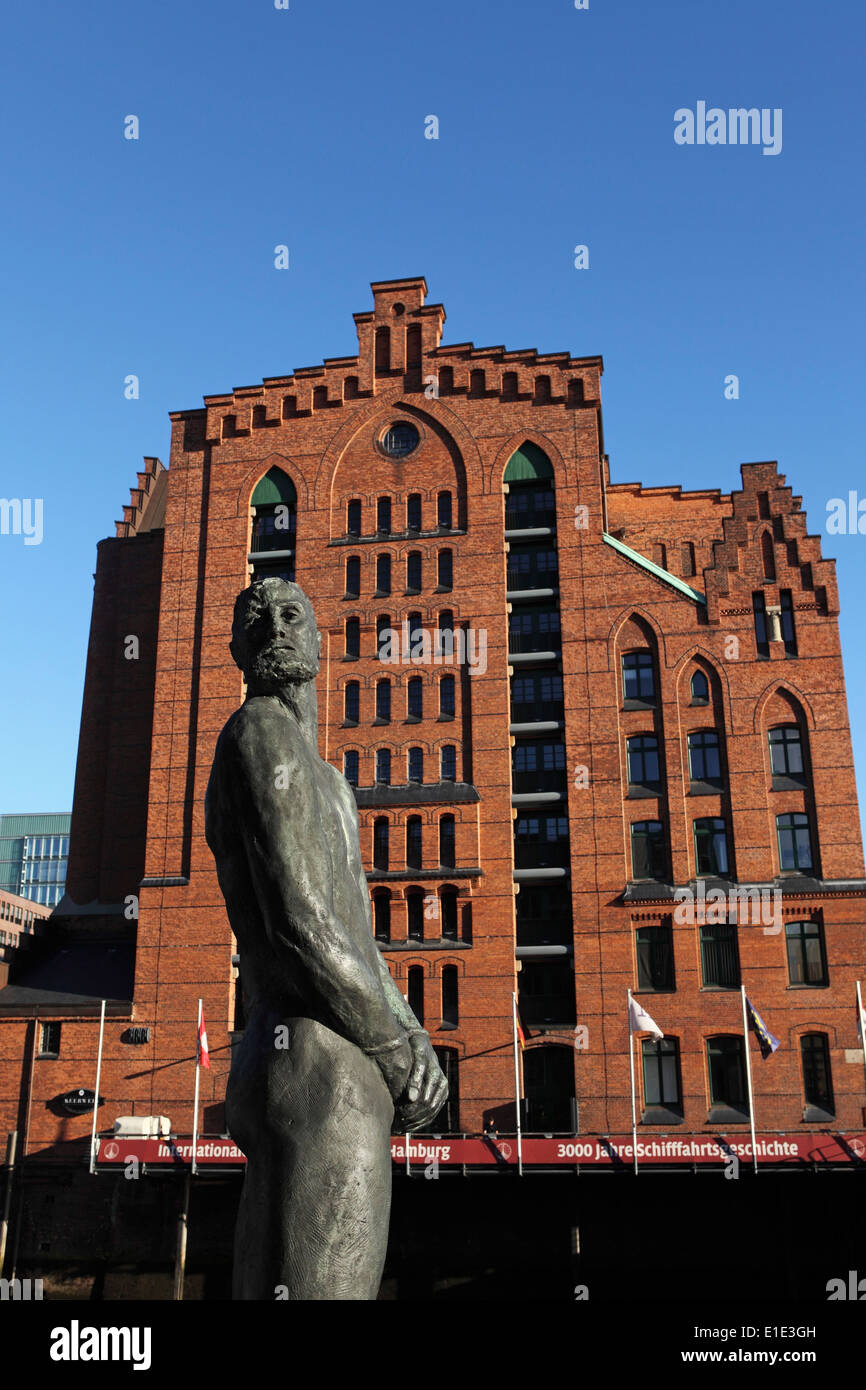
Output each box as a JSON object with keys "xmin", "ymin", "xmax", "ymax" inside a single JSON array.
[{"xmin": 629, "ymin": 997, "xmax": 663, "ymax": 1039}]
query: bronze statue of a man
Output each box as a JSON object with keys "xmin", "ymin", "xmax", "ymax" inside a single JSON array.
[{"xmin": 205, "ymin": 577, "xmax": 447, "ymax": 1300}]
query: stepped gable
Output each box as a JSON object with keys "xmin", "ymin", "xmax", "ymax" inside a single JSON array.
[
  {"xmin": 114, "ymin": 456, "xmax": 167, "ymax": 538},
  {"xmin": 703, "ymin": 461, "xmax": 839, "ymax": 624}
]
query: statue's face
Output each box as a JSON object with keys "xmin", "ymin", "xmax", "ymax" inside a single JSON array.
[{"xmin": 231, "ymin": 578, "xmax": 321, "ymax": 689}]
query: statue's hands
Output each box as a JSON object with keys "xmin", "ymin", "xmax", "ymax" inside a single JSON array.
[
  {"xmin": 373, "ymin": 1037, "xmax": 414, "ymax": 1105},
  {"xmin": 393, "ymin": 1032, "xmax": 448, "ymax": 1133}
]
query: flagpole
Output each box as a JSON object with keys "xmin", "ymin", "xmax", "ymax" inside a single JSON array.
[
  {"xmin": 857, "ymin": 981, "xmax": 866, "ymax": 1099},
  {"xmin": 191, "ymin": 998, "xmax": 202, "ymax": 1178},
  {"xmin": 627, "ymin": 989, "xmax": 638, "ymax": 1176},
  {"xmin": 89, "ymin": 999, "xmax": 106, "ymax": 1175},
  {"xmin": 741, "ymin": 986, "xmax": 758, "ymax": 1175},
  {"xmin": 512, "ymin": 992, "xmax": 523, "ymax": 1176}
]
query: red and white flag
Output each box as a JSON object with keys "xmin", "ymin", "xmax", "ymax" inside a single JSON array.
[{"xmin": 198, "ymin": 1009, "xmax": 210, "ymax": 1069}]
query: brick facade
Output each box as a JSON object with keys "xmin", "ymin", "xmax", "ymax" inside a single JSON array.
[{"xmin": 2, "ymin": 276, "xmax": 864, "ymax": 1170}]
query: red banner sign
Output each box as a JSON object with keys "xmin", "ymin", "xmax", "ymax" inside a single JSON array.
[{"xmin": 95, "ymin": 1132, "xmax": 866, "ymax": 1169}]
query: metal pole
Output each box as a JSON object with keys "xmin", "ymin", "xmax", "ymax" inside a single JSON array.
[
  {"xmin": 627, "ymin": 989, "xmax": 638, "ymax": 1176},
  {"xmin": 741, "ymin": 986, "xmax": 758, "ymax": 1175},
  {"xmin": 89, "ymin": 999, "xmax": 106, "ymax": 1174},
  {"xmin": 0, "ymin": 1131, "xmax": 18, "ymax": 1276},
  {"xmin": 172, "ymin": 1173, "xmax": 191, "ymax": 1301},
  {"xmin": 512, "ymin": 992, "xmax": 523, "ymax": 1176},
  {"xmin": 191, "ymin": 999, "xmax": 202, "ymax": 1177}
]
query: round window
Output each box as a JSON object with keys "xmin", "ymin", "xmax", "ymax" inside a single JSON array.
[{"xmin": 380, "ymin": 422, "xmax": 420, "ymax": 458}]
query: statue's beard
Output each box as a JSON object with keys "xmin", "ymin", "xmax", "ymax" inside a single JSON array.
[{"xmin": 246, "ymin": 643, "xmax": 318, "ymax": 690}]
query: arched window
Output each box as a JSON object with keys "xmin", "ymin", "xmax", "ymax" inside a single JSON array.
[
  {"xmin": 690, "ymin": 669, "xmax": 709, "ymax": 703},
  {"xmin": 761, "ymin": 530, "xmax": 776, "ymax": 580},
  {"xmin": 437, "ymin": 549, "xmax": 453, "ymax": 590},
  {"xmin": 408, "ymin": 747, "xmax": 424, "ymax": 783},
  {"xmin": 373, "ymin": 891, "xmax": 391, "ymax": 942},
  {"xmin": 436, "ymin": 610, "xmax": 454, "ymax": 660},
  {"xmin": 345, "ymin": 618, "xmax": 360, "ymax": 659},
  {"xmin": 406, "ymin": 816, "xmax": 423, "ymax": 870},
  {"xmin": 437, "ymin": 491, "xmax": 453, "ymax": 530},
  {"xmin": 345, "ymin": 556, "xmax": 360, "ymax": 597},
  {"xmin": 441, "ymin": 888, "xmax": 458, "ymax": 940},
  {"xmin": 376, "ymin": 554, "xmax": 391, "ymax": 595},
  {"xmin": 439, "ymin": 815, "xmax": 455, "ymax": 868},
  {"xmin": 406, "ymin": 552, "xmax": 422, "ymax": 592},
  {"xmin": 407, "ymin": 889, "xmax": 424, "ymax": 941},
  {"xmin": 377, "ymin": 496, "xmax": 392, "ymax": 534},
  {"xmin": 407, "ymin": 676, "xmax": 423, "ymax": 720},
  {"xmin": 376, "ymin": 614, "xmax": 392, "ymax": 661},
  {"xmin": 346, "ymin": 499, "xmax": 362, "ymax": 536},
  {"xmin": 442, "ymin": 965, "xmax": 459, "ymax": 1026},
  {"xmin": 343, "ymin": 749, "xmax": 359, "ymax": 785},
  {"xmin": 373, "ymin": 818, "xmax": 389, "ymax": 871},
  {"xmin": 406, "ymin": 323, "xmax": 422, "ymax": 368},
  {"xmin": 250, "ymin": 468, "xmax": 297, "ymax": 582},
  {"xmin": 534, "ymin": 374, "xmax": 551, "ymax": 402},
  {"xmin": 375, "ymin": 679, "xmax": 391, "ymax": 722},
  {"xmin": 375, "ymin": 749, "xmax": 391, "ymax": 785},
  {"xmin": 344, "ymin": 681, "xmax": 359, "ymax": 724},
  {"xmin": 375, "ymin": 326, "xmax": 391, "ymax": 374},
  {"xmin": 408, "ymin": 966, "xmax": 424, "ymax": 1024},
  {"xmin": 439, "ymin": 675, "xmax": 455, "ymax": 717},
  {"xmin": 406, "ymin": 494, "xmax": 422, "ymax": 532},
  {"xmin": 440, "ymin": 745, "xmax": 457, "ymax": 781}
]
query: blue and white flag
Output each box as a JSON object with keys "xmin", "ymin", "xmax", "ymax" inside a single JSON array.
[{"xmin": 745, "ymin": 996, "xmax": 780, "ymax": 1059}]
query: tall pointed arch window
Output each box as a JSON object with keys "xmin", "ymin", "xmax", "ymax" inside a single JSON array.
[{"xmin": 250, "ymin": 469, "xmax": 297, "ymax": 581}]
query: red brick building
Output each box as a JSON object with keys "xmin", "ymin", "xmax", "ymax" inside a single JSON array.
[{"xmin": 2, "ymin": 276, "xmax": 865, "ymax": 1295}]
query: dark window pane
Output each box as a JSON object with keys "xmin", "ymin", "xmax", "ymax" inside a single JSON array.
[
  {"xmin": 347, "ymin": 500, "xmax": 362, "ymax": 536},
  {"xmin": 375, "ymin": 749, "xmax": 391, "ymax": 784},
  {"xmin": 440, "ymin": 745, "xmax": 457, "ymax": 781},
  {"xmin": 636, "ymin": 923, "xmax": 675, "ymax": 990},
  {"xmin": 437, "ymin": 492, "xmax": 453, "ymax": 529},
  {"xmin": 622, "ymin": 651, "xmax": 655, "ymax": 701},
  {"xmin": 688, "ymin": 731, "xmax": 722, "ymax": 783},
  {"xmin": 345, "ymin": 618, "xmax": 360, "ymax": 658},
  {"xmin": 408, "ymin": 677, "xmax": 423, "ymax": 719},
  {"xmin": 801, "ymin": 1033, "xmax": 833, "ymax": 1110},
  {"xmin": 406, "ymin": 494, "xmax": 422, "ymax": 531},
  {"xmin": 785, "ymin": 920, "xmax": 827, "ymax": 986},
  {"xmin": 642, "ymin": 1038, "xmax": 681, "ymax": 1107},
  {"xmin": 630, "ymin": 821, "xmax": 666, "ymax": 881},
  {"xmin": 377, "ymin": 496, "xmax": 392, "ymax": 533},
  {"xmin": 439, "ymin": 816, "xmax": 455, "ymax": 868},
  {"xmin": 373, "ymin": 819, "xmax": 389, "ymax": 871},
  {"xmin": 407, "ymin": 892, "xmax": 424, "ymax": 940},
  {"xmin": 707, "ymin": 1036, "xmax": 747, "ymax": 1108},
  {"xmin": 408, "ymin": 966, "xmax": 424, "ymax": 1024},
  {"xmin": 408, "ymin": 747, "xmax": 424, "ymax": 783},
  {"xmin": 440, "ymin": 676, "xmax": 455, "ymax": 717},
  {"xmin": 343, "ymin": 750, "xmax": 359, "ymax": 785},
  {"xmin": 700, "ymin": 923, "xmax": 740, "ymax": 988},
  {"xmin": 376, "ymin": 681, "xmax": 391, "ymax": 721},
  {"xmin": 406, "ymin": 818, "xmax": 423, "ymax": 870},
  {"xmin": 694, "ymin": 818, "xmax": 729, "ymax": 876},
  {"xmin": 777, "ymin": 813, "xmax": 812, "ymax": 871},
  {"xmin": 344, "ymin": 682, "xmax": 359, "ymax": 723}
]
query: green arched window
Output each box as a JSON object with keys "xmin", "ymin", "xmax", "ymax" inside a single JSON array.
[
  {"xmin": 250, "ymin": 468, "xmax": 297, "ymax": 581},
  {"xmin": 503, "ymin": 441, "xmax": 554, "ymax": 483}
]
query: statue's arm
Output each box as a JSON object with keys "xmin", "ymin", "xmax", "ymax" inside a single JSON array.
[{"xmin": 224, "ymin": 714, "xmax": 409, "ymax": 1056}]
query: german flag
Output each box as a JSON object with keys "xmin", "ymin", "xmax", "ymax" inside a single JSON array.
[{"xmin": 515, "ymin": 1000, "xmax": 531, "ymax": 1050}]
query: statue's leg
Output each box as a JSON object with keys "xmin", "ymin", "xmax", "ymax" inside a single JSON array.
[{"xmin": 228, "ymin": 1015, "xmax": 393, "ymax": 1300}]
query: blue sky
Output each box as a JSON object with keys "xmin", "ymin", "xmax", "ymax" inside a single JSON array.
[{"xmin": 2, "ymin": 0, "xmax": 865, "ymax": 842}]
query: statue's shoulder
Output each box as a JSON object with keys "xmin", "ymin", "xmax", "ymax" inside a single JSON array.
[{"xmin": 220, "ymin": 696, "xmax": 304, "ymax": 764}]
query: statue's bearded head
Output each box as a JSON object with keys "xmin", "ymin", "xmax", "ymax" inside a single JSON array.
[{"xmin": 230, "ymin": 578, "xmax": 322, "ymax": 690}]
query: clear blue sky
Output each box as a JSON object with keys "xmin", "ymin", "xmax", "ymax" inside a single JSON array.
[{"xmin": 2, "ymin": 0, "xmax": 865, "ymax": 843}]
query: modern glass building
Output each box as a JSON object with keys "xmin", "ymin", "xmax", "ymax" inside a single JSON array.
[{"xmin": 0, "ymin": 813, "xmax": 71, "ymax": 908}]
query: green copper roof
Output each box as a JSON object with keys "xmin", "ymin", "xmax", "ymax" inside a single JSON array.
[
  {"xmin": 603, "ymin": 532, "xmax": 706, "ymax": 605},
  {"xmin": 504, "ymin": 442, "xmax": 554, "ymax": 482},
  {"xmin": 251, "ymin": 467, "xmax": 297, "ymax": 507}
]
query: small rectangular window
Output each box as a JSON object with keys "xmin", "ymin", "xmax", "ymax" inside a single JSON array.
[{"xmin": 39, "ymin": 1021, "xmax": 61, "ymax": 1056}]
